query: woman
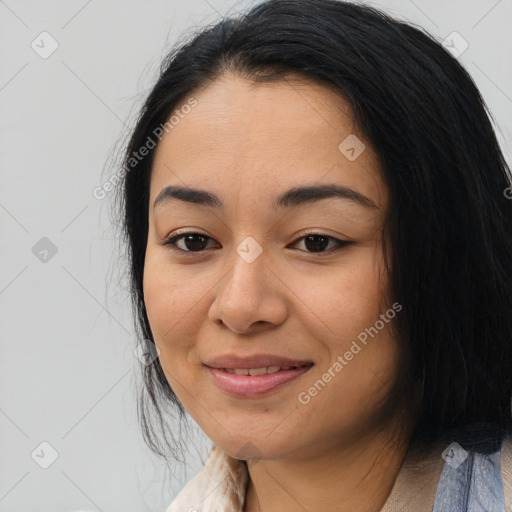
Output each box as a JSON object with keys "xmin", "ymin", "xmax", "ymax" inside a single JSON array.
[{"xmin": 113, "ymin": 0, "xmax": 512, "ymax": 510}]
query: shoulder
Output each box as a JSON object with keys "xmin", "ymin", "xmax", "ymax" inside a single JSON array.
[
  {"xmin": 165, "ymin": 445, "xmax": 248, "ymax": 512},
  {"xmin": 500, "ymin": 435, "xmax": 512, "ymax": 511}
]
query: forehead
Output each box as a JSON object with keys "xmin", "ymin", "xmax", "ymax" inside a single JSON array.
[{"xmin": 150, "ymin": 73, "xmax": 387, "ymax": 213}]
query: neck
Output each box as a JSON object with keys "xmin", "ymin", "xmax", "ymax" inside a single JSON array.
[{"xmin": 243, "ymin": 421, "xmax": 413, "ymax": 512}]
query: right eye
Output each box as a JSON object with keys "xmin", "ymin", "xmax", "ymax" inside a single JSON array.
[{"xmin": 161, "ymin": 232, "xmax": 220, "ymax": 253}]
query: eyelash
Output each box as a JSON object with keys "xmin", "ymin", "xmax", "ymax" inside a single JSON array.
[{"xmin": 161, "ymin": 231, "xmax": 351, "ymax": 255}]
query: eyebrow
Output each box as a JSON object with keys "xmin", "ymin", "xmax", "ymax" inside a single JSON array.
[{"xmin": 153, "ymin": 183, "xmax": 379, "ymax": 211}]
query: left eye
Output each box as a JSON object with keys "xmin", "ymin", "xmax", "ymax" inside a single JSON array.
[
  {"xmin": 290, "ymin": 234, "xmax": 350, "ymax": 253},
  {"xmin": 162, "ymin": 232, "xmax": 350, "ymax": 254}
]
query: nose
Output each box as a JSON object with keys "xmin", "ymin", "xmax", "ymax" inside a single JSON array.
[{"xmin": 208, "ymin": 242, "xmax": 288, "ymax": 335}]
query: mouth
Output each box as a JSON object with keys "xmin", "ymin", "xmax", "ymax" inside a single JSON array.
[
  {"xmin": 216, "ymin": 363, "xmax": 313, "ymax": 374},
  {"xmin": 205, "ymin": 362, "xmax": 314, "ymax": 398}
]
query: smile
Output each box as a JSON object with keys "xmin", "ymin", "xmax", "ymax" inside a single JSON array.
[
  {"xmin": 221, "ymin": 363, "xmax": 312, "ymax": 375},
  {"xmin": 206, "ymin": 363, "xmax": 314, "ymax": 397}
]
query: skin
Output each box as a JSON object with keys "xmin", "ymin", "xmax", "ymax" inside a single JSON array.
[{"xmin": 143, "ymin": 73, "xmax": 414, "ymax": 511}]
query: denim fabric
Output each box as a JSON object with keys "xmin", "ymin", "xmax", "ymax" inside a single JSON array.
[{"xmin": 432, "ymin": 445, "xmax": 505, "ymax": 512}]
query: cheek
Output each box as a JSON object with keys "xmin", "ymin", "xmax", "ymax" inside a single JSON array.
[
  {"xmin": 143, "ymin": 246, "xmax": 206, "ymax": 323},
  {"xmin": 143, "ymin": 264, "xmax": 207, "ymax": 408},
  {"xmin": 295, "ymin": 335, "xmax": 400, "ymax": 449},
  {"xmin": 290, "ymin": 250, "xmax": 397, "ymax": 408},
  {"xmin": 142, "ymin": 252, "xmax": 208, "ymax": 368},
  {"xmin": 284, "ymin": 248, "xmax": 389, "ymax": 348}
]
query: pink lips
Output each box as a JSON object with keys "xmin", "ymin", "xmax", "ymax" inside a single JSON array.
[{"xmin": 206, "ymin": 365, "xmax": 314, "ymax": 398}]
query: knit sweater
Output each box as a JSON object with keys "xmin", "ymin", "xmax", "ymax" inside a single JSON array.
[{"xmin": 166, "ymin": 435, "xmax": 512, "ymax": 511}]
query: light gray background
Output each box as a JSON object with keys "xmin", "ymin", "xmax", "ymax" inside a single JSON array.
[{"xmin": 1, "ymin": 0, "xmax": 511, "ymax": 511}]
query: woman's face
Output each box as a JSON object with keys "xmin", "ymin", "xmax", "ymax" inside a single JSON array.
[{"xmin": 143, "ymin": 73, "xmax": 401, "ymax": 461}]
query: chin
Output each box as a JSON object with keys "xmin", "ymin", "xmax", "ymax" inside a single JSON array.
[{"xmin": 212, "ymin": 432, "xmax": 301, "ymax": 463}]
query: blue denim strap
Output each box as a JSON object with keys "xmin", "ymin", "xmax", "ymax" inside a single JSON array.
[{"xmin": 432, "ymin": 447, "xmax": 505, "ymax": 512}]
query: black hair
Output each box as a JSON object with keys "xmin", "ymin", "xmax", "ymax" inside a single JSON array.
[{"xmin": 112, "ymin": 0, "xmax": 512, "ymax": 462}]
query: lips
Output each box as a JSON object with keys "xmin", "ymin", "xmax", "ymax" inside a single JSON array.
[
  {"xmin": 203, "ymin": 354, "xmax": 314, "ymax": 398},
  {"xmin": 222, "ymin": 364, "xmax": 312, "ymax": 375}
]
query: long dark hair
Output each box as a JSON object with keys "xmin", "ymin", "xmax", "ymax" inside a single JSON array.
[{"xmin": 112, "ymin": 0, "xmax": 512, "ymax": 462}]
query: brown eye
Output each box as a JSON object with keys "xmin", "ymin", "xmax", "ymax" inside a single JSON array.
[
  {"xmin": 302, "ymin": 235, "xmax": 331, "ymax": 252},
  {"xmin": 163, "ymin": 233, "xmax": 218, "ymax": 252},
  {"xmin": 291, "ymin": 234, "xmax": 351, "ymax": 254}
]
